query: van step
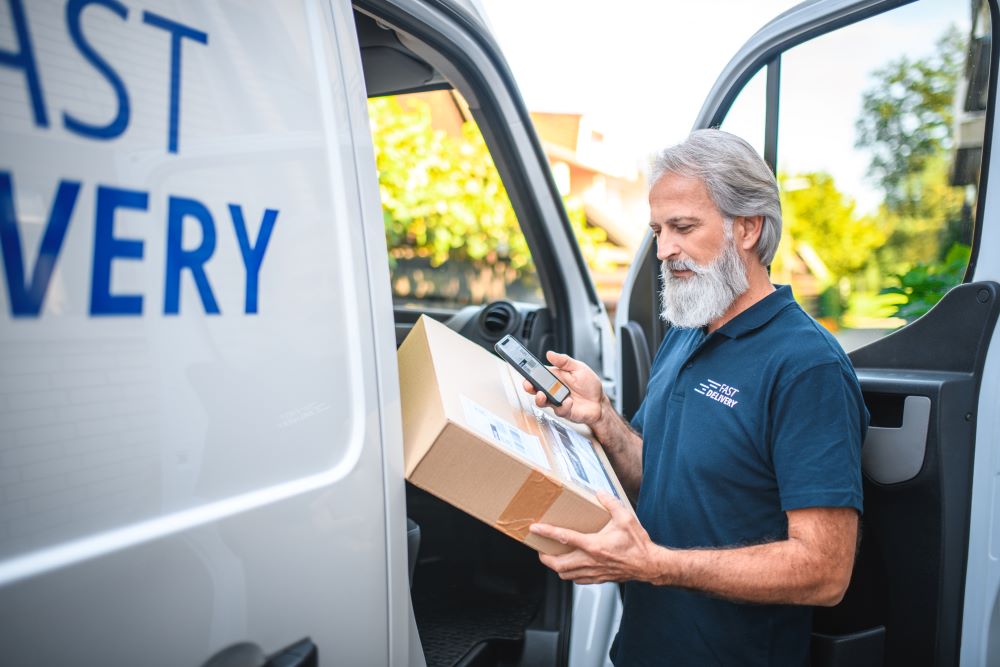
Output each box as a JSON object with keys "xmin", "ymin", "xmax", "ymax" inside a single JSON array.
[{"xmin": 413, "ymin": 564, "xmax": 541, "ymax": 667}]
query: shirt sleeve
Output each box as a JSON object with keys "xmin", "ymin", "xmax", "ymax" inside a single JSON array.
[
  {"xmin": 770, "ymin": 361, "xmax": 866, "ymax": 513},
  {"xmin": 630, "ymin": 398, "xmax": 647, "ymax": 434}
]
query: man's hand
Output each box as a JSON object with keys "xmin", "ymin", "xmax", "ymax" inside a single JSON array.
[
  {"xmin": 523, "ymin": 351, "xmax": 606, "ymax": 427},
  {"xmin": 529, "ymin": 500, "xmax": 859, "ymax": 606},
  {"xmin": 529, "ymin": 491, "xmax": 654, "ymax": 584},
  {"xmin": 522, "ymin": 351, "xmax": 644, "ymax": 500}
]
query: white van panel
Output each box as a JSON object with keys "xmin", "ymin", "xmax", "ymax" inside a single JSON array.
[
  {"xmin": 962, "ymin": 45, "xmax": 1000, "ymax": 661},
  {"xmin": 0, "ymin": 0, "xmax": 369, "ymax": 558},
  {"xmin": 1, "ymin": 0, "xmax": 395, "ymax": 663}
]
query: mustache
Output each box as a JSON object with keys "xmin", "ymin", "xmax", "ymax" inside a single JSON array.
[{"xmin": 663, "ymin": 258, "xmax": 709, "ymax": 275}]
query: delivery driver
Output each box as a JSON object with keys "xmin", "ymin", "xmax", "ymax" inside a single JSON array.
[{"xmin": 523, "ymin": 129, "xmax": 868, "ymax": 666}]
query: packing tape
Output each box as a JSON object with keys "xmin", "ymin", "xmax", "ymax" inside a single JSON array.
[{"xmin": 495, "ymin": 470, "xmax": 562, "ymax": 540}]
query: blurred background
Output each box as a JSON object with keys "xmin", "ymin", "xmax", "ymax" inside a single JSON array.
[{"xmin": 367, "ymin": 0, "xmax": 988, "ymax": 351}]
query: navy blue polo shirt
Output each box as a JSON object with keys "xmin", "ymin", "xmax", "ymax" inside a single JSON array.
[{"xmin": 611, "ymin": 285, "xmax": 867, "ymax": 667}]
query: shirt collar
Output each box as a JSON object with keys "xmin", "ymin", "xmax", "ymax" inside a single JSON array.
[{"xmin": 714, "ymin": 284, "xmax": 795, "ymax": 339}]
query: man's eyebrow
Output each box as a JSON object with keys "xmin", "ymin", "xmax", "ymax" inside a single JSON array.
[{"xmin": 649, "ymin": 216, "xmax": 702, "ymax": 226}]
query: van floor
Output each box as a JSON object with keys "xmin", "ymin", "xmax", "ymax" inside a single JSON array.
[
  {"xmin": 412, "ymin": 560, "xmax": 542, "ymax": 667},
  {"xmin": 407, "ymin": 486, "xmax": 546, "ymax": 667}
]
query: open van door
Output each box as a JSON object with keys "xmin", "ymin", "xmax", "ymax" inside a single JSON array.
[
  {"xmin": 616, "ymin": 0, "xmax": 1000, "ymax": 664},
  {"xmin": 349, "ymin": 2, "xmax": 619, "ymax": 665}
]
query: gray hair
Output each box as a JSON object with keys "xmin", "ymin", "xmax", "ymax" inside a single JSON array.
[{"xmin": 649, "ymin": 129, "xmax": 782, "ymax": 266}]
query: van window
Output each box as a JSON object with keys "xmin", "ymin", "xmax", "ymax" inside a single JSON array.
[
  {"xmin": 720, "ymin": 67, "xmax": 768, "ymax": 160},
  {"xmin": 722, "ymin": 0, "xmax": 991, "ymax": 350},
  {"xmin": 368, "ymin": 90, "xmax": 544, "ymax": 310}
]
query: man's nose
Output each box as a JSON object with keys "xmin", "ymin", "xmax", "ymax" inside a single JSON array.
[{"xmin": 656, "ymin": 233, "xmax": 680, "ymax": 262}]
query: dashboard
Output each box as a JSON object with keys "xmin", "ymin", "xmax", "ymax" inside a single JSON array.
[{"xmin": 393, "ymin": 301, "xmax": 555, "ymax": 359}]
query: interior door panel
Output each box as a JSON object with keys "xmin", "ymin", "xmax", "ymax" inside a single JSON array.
[
  {"xmin": 618, "ymin": 244, "xmax": 664, "ymax": 421},
  {"xmin": 812, "ymin": 281, "xmax": 1000, "ymax": 666},
  {"xmin": 861, "ymin": 394, "xmax": 932, "ymax": 485},
  {"xmin": 619, "ymin": 321, "xmax": 652, "ymax": 422}
]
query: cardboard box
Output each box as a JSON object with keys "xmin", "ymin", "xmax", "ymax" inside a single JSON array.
[{"xmin": 398, "ymin": 315, "xmax": 628, "ymax": 555}]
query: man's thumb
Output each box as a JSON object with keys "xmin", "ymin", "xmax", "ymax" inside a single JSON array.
[{"xmin": 546, "ymin": 350, "xmax": 571, "ymax": 368}]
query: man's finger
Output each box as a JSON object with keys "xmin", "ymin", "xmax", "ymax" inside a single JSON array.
[
  {"xmin": 539, "ymin": 548, "xmax": 595, "ymax": 575},
  {"xmin": 530, "ymin": 522, "xmax": 587, "ymax": 549},
  {"xmin": 596, "ymin": 490, "xmax": 629, "ymax": 521},
  {"xmin": 553, "ymin": 396, "xmax": 573, "ymax": 415}
]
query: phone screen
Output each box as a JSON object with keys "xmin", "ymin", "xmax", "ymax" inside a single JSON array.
[{"xmin": 496, "ymin": 336, "xmax": 570, "ymax": 403}]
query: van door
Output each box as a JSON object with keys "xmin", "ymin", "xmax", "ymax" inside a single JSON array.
[
  {"xmin": 0, "ymin": 1, "xmax": 410, "ymax": 665},
  {"xmin": 616, "ymin": 0, "xmax": 1000, "ymax": 664},
  {"xmin": 349, "ymin": 2, "xmax": 619, "ymax": 664},
  {"xmin": 351, "ymin": 0, "xmax": 612, "ymax": 368}
]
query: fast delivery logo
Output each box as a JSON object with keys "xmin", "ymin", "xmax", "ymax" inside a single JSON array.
[
  {"xmin": 694, "ymin": 378, "xmax": 740, "ymax": 408},
  {"xmin": 0, "ymin": 0, "xmax": 279, "ymax": 318}
]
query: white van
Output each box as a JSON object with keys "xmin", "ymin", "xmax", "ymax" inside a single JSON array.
[{"xmin": 0, "ymin": 0, "xmax": 998, "ymax": 665}]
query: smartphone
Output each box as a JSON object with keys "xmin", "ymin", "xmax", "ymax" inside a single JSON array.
[{"xmin": 495, "ymin": 334, "xmax": 571, "ymax": 407}]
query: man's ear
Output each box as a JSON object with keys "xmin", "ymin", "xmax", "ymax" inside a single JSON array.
[{"xmin": 734, "ymin": 215, "xmax": 765, "ymax": 252}]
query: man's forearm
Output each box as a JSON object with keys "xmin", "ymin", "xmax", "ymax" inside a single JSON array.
[
  {"xmin": 644, "ymin": 535, "xmax": 850, "ymax": 607},
  {"xmin": 591, "ymin": 395, "xmax": 643, "ymax": 501}
]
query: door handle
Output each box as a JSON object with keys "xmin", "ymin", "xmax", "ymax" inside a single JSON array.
[
  {"xmin": 266, "ymin": 638, "xmax": 317, "ymax": 667},
  {"xmin": 861, "ymin": 395, "xmax": 932, "ymax": 484},
  {"xmin": 202, "ymin": 638, "xmax": 317, "ymax": 667}
]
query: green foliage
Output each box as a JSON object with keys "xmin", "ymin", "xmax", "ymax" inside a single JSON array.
[
  {"xmin": 852, "ymin": 26, "xmax": 974, "ymax": 324},
  {"xmin": 368, "ymin": 94, "xmax": 617, "ymax": 283},
  {"xmin": 880, "ymin": 243, "xmax": 971, "ymax": 321},
  {"xmin": 855, "ymin": 27, "xmax": 964, "ymax": 212},
  {"xmin": 369, "ymin": 96, "xmax": 532, "ymax": 272},
  {"xmin": 778, "ymin": 171, "xmax": 885, "ymax": 282},
  {"xmin": 874, "ymin": 153, "xmax": 968, "ymax": 273},
  {"xmin": 563, "ymin": 194, "xmax": 618, "ymax": 272}
]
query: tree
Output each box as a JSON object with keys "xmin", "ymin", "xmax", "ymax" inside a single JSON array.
[
  {"xmin": 778, "ymin": 171, "xmax": 885, "ymax": 282},
  {"xmin": 874, "ymin": 153, "xmax": 967, "ymax": 274},
  {"xmin": 855, "ymin": 27, "xmax": 964, "ymax": 214},
  {"xmin": 367, "ymin": 96, "xmax": 532, "ymax": 272},
  {"xmin": 367, "ymin": 94, "xmax": 618, "ymax": 302},
  {"xmin": 854, "ymin": 27, "xmax": 974, "ymax": 321}
]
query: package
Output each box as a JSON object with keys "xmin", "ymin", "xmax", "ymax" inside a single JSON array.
[{"xmin": 398, "ymin": 315, "xmax": 628, "ymax": 555}]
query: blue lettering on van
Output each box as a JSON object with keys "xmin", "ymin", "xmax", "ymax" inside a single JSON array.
[
  {"xmin": 165, "ymin": 196, "xmax": 220, "ymax": 315},
  {"xmin": 64, "ymin": 0, "xmax": 130, "ymax": 141},
  {"xmin": 0, "ymin": 172, "xmax": 279, "ymax": 317},
  {"xmin": 0, "ymin": 0, "xmax": 207, "ymax": 153},
  {"xmin": 230, "ymin": 205, "xmax": 278, "ymax": 315},
  {"xmin": 0, "ymin": 5, "xmax": 280, "ymax": 318},
  {"xmin": 0, "ymin": 0, "xmax": 48, "ymax": 127},
  {"xmin": 142, "ymin": 11, "xmax": 208, "ymax": 154},
  {"xmin": 90, "ymin": 185, "xmax": 147, "ymax": 316},
  {"xmin": 0, "ymin": 173, "xmax": 79, "ymax": 317}
]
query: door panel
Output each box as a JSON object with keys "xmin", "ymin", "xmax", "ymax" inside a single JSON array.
[
  {"xmin": 616, "ymin": 244, "xmax": 662, "ymax": 420},
  {"xmin": 815, "ymin": 282, "xmax": 1000, "ymax": 665}
]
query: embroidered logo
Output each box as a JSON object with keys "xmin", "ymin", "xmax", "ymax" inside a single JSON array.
[{"xmin": 693, "ymin": 378, "xmax": 740, "ymax": 408}]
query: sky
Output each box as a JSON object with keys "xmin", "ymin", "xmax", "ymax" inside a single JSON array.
[
  {"xmin": 478, "ymin": 0, "xmax": 972, "ymax": 214},
  {"xmin": 479, "ymin": 0, "xmax": 800, "ymax": 152}
]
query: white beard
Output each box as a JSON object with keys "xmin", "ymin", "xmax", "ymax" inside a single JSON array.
[{"xmin": 659, "ymin": 233, "xmax": 749, "ymax": 329}]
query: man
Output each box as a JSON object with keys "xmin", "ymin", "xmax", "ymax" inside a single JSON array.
[{"xmin": 524, "ymin": 129, "xmax": 868, "ymax": 665}]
